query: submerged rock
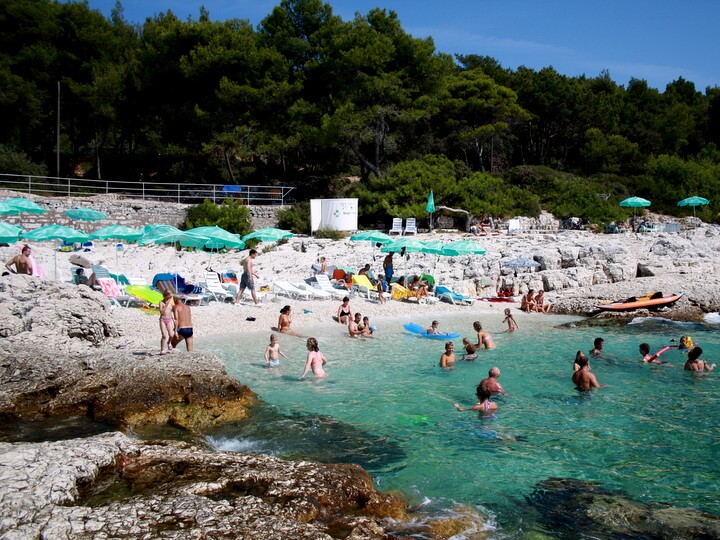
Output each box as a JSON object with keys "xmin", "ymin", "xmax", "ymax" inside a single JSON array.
[
  {"xmin": 0, "ymin": 433, "xmax": 407, "ymax": 539},
  {"xmin": 528, "ymin": 477, "xmax": 720, "ymax": 539}
]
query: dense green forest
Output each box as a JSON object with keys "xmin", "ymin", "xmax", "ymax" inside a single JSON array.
[{"xmin": 2, "ymin": 0, "xmax": 720, "ymax": 226}]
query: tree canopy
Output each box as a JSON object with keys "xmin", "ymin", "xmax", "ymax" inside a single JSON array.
[{"xmin": 1, "ymin": 0, "xmax": 719, "ymax": 225}]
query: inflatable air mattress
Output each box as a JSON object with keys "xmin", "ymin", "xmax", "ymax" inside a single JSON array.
[{"xmin": 404, "ymin": 322, "xmax": 460, "ymax": 339}]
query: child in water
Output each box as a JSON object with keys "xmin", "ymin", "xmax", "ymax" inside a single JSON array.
[
  {"xmin": 462, "ymin": 338, "xmax": 478, "ymax": 360},
  {"xmin": 264, "ymin": 334, "xmax": 288, "ymax": 367},
  {"xmin": 300, "ymin": 337, "xmax": 328, "ymax": 378},
  {"xmin": 502, "ymin": 308, "xmax": 518, "ymax": 332},
  {"xmin": 639, "ymin": 343, "xmax": 668, "ymax": 364},
  {"xmin": 359, "ymin": 316, "xmax": 374, "ymax": 336}
]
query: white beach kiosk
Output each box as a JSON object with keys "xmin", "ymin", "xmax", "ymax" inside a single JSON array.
[{"xmin": 310, "ymin": 198, "xmax": 358, "ymax": 233}]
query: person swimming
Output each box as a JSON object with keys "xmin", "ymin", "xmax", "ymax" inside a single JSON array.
[
  {"xmin": 454, "ymin": 383, "xmax": 497, "ymax": 413},
  {"xmin": 440, "ymin": 341, "xmax": 456, "ymax": 368},
  {"xmin": 639, "ymin": 342, "xmax": 669, "ymax": 364},
  {"xmin": 473, "ymin": 321, "xmax": 496, "ymax": 350},
  {"xmin": 684, "ymin": 347, "xmax": 715, "ymax": 372},
  {"xmin": 462, "ymin": 338, "xmax": 478, "ymax": 360}
]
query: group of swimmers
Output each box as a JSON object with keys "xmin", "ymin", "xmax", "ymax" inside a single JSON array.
[{"xmin": 572, "ymin": 336, "xmax": 716, "ymax": 391}]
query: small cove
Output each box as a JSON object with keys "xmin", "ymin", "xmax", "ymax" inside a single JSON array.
[{"xmin": 203, "ymin": 312, "xmax": 720, "ymax": 537}]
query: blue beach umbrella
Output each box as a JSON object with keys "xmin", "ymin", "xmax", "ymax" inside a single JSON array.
[
  {"xmin": 90, "ymin": 225, "xmax": 143, "ymax": 242},
  {"xmin": 502, "ymin": 257, "xmax": 540, "ymax": 272},
  {"xmin": 380, "ymin": 237, "xmax": 427, "ymax": 254},
  {"xmin": 185, "ymin": 226, "xmax": 245, "ymax": 249},
  {"xmin": 349, "ymin": 230, "xmax": 392, "ymax": 244}
]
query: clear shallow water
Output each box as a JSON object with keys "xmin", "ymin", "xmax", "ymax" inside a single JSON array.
[{"xmin": 202, "ymin": 313, "xmax": 720, "ymax": 537}]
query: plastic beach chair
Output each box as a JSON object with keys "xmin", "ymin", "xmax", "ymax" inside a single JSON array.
[
  {"xmin": 351, "ymin": 274, "xmax": 379, "ymax": 301},
  {"xmin": 389, "ymin": 218, "xmax": 403, "ymax": 235},
  {"xmin": 273, "ymin": 280, "xmax": 315, "ymax": 300},
  {"xmin": 435, "ymin": 285, "xmax": 475, "ymax": 306},
  {"xmin": 314, "ymin": 275, "xmax": 346, "ymax": 299},
  {"xmin": 202, "ymin": 271, "xmax": 236, "ymax": 303},
  {"xmin": 403, "ymin": 218, "xmax": 417, "ymax": 235}
]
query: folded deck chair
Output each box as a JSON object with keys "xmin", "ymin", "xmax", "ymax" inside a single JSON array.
[
  {"xmin": 202, "ymin": 271, "xmax": 236, "ymax": 303},
  {"xmin": 351, "ymin": 274, "xmax": 379, "ymax": 301},
  {"xmin": 96, "ymin": 277, "xmax": 144, "ymax": 308},
  {"xmin": 297, "ymin": 282, "xmax": 332, "ymax": 299},
  {"xmin": 273, "ymin": 280, "xmax": 314, "ymax": 300},
  {"xmin": 435, "ymin": 285, "xmax": 475, "ymax": 306},
  {"xmin": 403, "ymin": 218, "xmax": 417, "ymax": 235},
  {"xmin": 156, "ymin": 279, "xmax": 210, "ymax": 306},
  {"xmin": 389, "ymin": 218, "xmax": 403, "ymax": 235},
  {"xmin": 314, "ymin": 275, "xmax": 347, "ymax": 299},
  {"xmin": 391, "ymin": 283, "xmax": 419, "ymax": 303}
]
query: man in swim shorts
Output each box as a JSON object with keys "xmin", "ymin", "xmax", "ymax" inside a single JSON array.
[
  {"xmin": 480, "ymin": 367, "xmax": 506, "ymax": 395},
  {"xmin": 236, "ymin": 249, "xmax": 260, "ymax": 304},
  {"xmin": 572, "ymin": 355, "xmax": 607, "ymax": 391},
  {"xmin": 383, "ymin": 252, "xmax": 394, "ymax": 283},
  {"xmin": 171, "ymin": 296, "xmax": 194, "ymax": 352}
]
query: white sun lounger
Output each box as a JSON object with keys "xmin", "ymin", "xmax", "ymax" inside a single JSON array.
[
  {"xmin": 273, "ymin": 280, "xmax": 314, "ymax": 300},
  {"xmin": 297, "ymin": 282, "xmax": 332, "ymax": 300},
  {"xmin": 202, "ymin": 271, "xmax": 236, "ymax": 303},
  {"xmin": 314, "ymin": 275, "xmax": 347, "ymax": 299}
]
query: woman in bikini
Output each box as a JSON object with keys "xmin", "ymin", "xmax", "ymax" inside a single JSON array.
[
  {"xmin": 473, "ymin": 321, "xmax": 496, "ymax": 350},
  {"xmin": 454, "ymin": 383, "xmax": 497, "ymax": 413},
  {"xmin": 300, "ymin": 337, "xmax": 328, "ymax": 378},
  {"xmin": 336, "ymin": 296, "xmax": 352, "ymax": 325},
  {"xmin": 278, "ymin": 305, "xmax": 300, "ymax": 336},
  {"xmin": 158, "ymin": 290, "xmax": 175, "ymax": 355}
]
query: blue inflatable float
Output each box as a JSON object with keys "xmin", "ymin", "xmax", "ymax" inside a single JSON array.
[{"xmin": 404, "ymin": 322, "xmax": 460, "ymax": 340}]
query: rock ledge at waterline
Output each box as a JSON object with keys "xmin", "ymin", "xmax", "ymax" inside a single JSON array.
[{"xmin": 0, "ymin": 274, "xmax": 255, "ymax": 429}]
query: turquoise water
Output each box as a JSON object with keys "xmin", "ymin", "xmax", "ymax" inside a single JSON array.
[{"xmin": 202, "ymin": 313, "xmax": 720, "ymax": 537}]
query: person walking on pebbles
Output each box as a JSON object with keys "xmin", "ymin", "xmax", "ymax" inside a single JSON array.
[
  {"xmin": 236, "ymin": 249, "xmax": 260, "ymax": 305},
  {"xmin": 171, "ymin": 296, "xmax": 194, "ymax": 352}
]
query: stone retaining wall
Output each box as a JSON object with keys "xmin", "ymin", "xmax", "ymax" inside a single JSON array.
[{"xmin": 0, "ymin": 191, "xmax": 284, "ymax": 231}]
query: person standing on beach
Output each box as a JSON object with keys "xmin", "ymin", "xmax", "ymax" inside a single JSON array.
[
  {"xmin": 236, "ymin": 249, "xmax": 260, "ymax": 304},
  {"xmin": 5, "ymin": 245, "xmax": 33, "ymax": 275},
  {"xmin": 383, "ymin": 252, "xmax": 394, "ymax": 283},
  {"xmin": 171, "ymin": 296, "xmax": 193, "ymax": 352},
  {"xmin": 159, "ymin": 290, "xmax": 175, "ymax": 355}
]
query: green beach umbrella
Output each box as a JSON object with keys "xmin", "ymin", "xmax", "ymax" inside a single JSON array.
[
  {"xmin": 349, "ymin": 230, "xmax": 392, "ymax": 244},
  {"xmin": 0, "ymin": 202, "xmax": 20, "ymax": 215},
  {"xmin": 620, "ymin": 196, "xmax": 651, "ymax": 225},
  {"xmin": 0, "ymin": 221, "xmax": 22, "ymax": 243},
  {"xmin": 380, "ymin": 237, "xmax": 427, "ymax": 254},
  {"xmin": 242, "ymin": 227, "xmax": 293, "ymax": 243},
  {"xmin": 65, "ymin": 208, "xmax": 107, "ymax": 221},
  {"xmin": 90, "ymin": 225, "xmax": 143, "ymax": 242},
  {"xmin": 90, "ymin": 225, "xmax": 143, "ymax": 270},
  {"xmin": 677, "ymin": 196, "xmax": 710, "ymax": 219},
  {"xmin": 3, "ymin": 197, "xmax": 46, "ymax": 214},
  {"xmin": 425, "ymin": 191, "xmax": 436, "ymax": 230},
  {"xmin": 420, "ymin": 240, "xmax": 446, "ymax": 255},
  {"xmin": 22, "ymin": 224, "xmax": 89, "ymax": 279},
  {"xmin": 185, "ymin": 226, "xmax": 245, "ymax": 249},
  {"xmin": 137, "ymin": 225, "xmax": 184, "ymax": 245},
  {"xmin": 440, "ymin": 239, "xmax": 487, "ymax": 257}
]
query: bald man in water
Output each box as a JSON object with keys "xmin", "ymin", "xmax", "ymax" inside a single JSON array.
[{"xmin": 480, "ymin": 367, "xmax": 506, "ymax": 395}]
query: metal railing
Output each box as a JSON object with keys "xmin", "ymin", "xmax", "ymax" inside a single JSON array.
[{"xmin": 0, "ymin": 173, "xmax": 295, "ymax": 206}]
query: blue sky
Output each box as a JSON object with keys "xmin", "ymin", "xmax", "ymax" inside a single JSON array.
[{"xmin": 81, "ymin": 0, "xmax": 719, "ymax": 91}]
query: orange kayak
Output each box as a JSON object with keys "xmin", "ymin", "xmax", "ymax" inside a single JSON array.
[{"xmin": 596, "ymin": 292, "xmax": 683, "ymax": 311}]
